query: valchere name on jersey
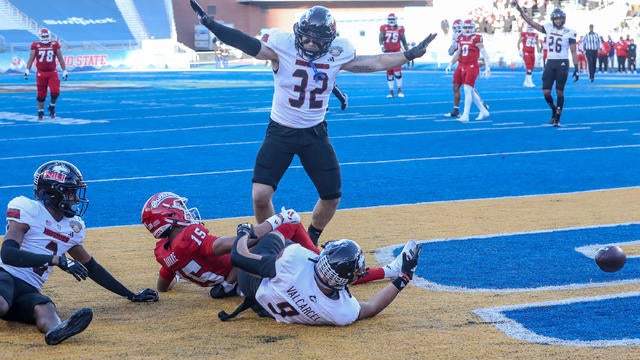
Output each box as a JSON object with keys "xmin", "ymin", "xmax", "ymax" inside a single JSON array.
[
  {"xmin": 284, "ymin": 286, "xmax": 322, "ymax": 322},
  {"xmin": 43, "ymin": 228, "xmax": 70, "ymax": 242}
]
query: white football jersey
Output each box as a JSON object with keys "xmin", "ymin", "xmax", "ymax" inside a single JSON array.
[
  {"xmin": 265, "ymin": 29, "xmax": 356, "ymax": 128},
  {"xmin": 255, "ymin": 244, "xmax": 361, "ymax": 326},
  {"xmin": 543, "ymin": 23, "xmax": 576, "ymax": 60},
  {"xmin": 2, "ymin": 196, "xmax": 86, "ymax": 290}
]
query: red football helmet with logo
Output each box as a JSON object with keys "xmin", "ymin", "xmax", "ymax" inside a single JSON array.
[
  {"xmin": 40, "ymin": 28, "xmax": 51, "ymax": 44},
  {"xmin": 462, "ymin": 19, "xmax": 476, "ymax": 35},
  {"xmin": 387, "ymin": 13, "xmax": 397, "ymax": 27},
  {"xmin": 141, "ymin": 192, "xmax": 202, "ymax": 238},
  {"xmin": 452, "ymin": 19, "xmax": 463, "ymax": 34}
]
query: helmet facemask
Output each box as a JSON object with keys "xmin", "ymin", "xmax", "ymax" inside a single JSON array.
[
  {"xmin": 293, "ymin": 6, "xmax": 337, "ymax": 61},
  {"xmin": 40, "ymin": 29, "xmax": 51, "ymax": 44},
  {"xmin": 34, "ymin": 160, "xmax": 89, "ymax": 218},
  {"xmin": 141, "ymin": 192, "xmax": 202, "ymax": 239},
  {"xmin": 387, "ymin": 13, "xmax": 397, "ymax": 27},
  {"xmin": 313, "ymin": 239, "xmax": 366, "ymax": 290}
]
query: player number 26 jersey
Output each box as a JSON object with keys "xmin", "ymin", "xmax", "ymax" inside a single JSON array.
[{"xmin": 543, "ymin": 23, "xmax": 576, "ymax": 60}]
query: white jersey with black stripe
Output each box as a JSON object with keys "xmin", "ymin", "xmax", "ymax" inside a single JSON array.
[
  {"xmin": 255, "ymin": 244, "xmax": 361, "ymax": 326},
  {"xmin": 2, "ymin": 196, "xmax": 86, "ymax": 290},
  {"xmin": 543, "ymin": 23, "xmax": 576, "ymax": 60}
]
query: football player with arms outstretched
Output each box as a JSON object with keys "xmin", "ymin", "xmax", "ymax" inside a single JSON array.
[
  {"xmin": 518, "ymin": 24, "xmax": 541, "ymax": 87},
  {"xmin": 24, "ymin": 28, "xmax": 68, "ymax": 120},
  {"xmin": 513, "ymin": 3, "xmax": 579, "ymax": 127},
  {"xmin": 445, "ymin": 19, "xmax": 491, "ymax": 123},
  {"xmin": 190, "ymin": 1, "xmax": 436, "ymax": 245},
  {"xmin": 217, "ymin": 227, "xmax": 422, "ymax": 325},
  {"xmin": 141, "ymin": 192, "xmax": 413, "ymax": 298},
  {"xmin": 0, "ymin": 161, "xmax": 158, "ymax": 346},
  {"xmin": 379, "ymin": 13, "xmax": 409, "ymax": 98}
]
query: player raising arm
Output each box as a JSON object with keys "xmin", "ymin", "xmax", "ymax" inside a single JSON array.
[
  {"xmin": 191, "ymin": 0, "xmax": 436, "ymax": 245},
  {"xmin": 512, "ymin": 2, "xmax": 579, "ymax": 127},
  {"xmin": 217, "ymin": 226, "xmax": 422, "ymax": 325}
]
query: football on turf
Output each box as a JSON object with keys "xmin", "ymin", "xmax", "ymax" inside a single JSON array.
[{"xmin": 594, "ymin": 245, "xmax": 626, "ymax": 273}]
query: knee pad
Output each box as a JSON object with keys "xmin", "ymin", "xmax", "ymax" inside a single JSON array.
[
  {"xmin": 386, "ymin": 74, "xmax": 394, "ymax": 81},
  {"xmin": 394, "ymin": 73, "xmax": 402, "ymax": 80},
  {"xmin": 37, "ymin": 97, "xmax": 46, "ymax": 102}
]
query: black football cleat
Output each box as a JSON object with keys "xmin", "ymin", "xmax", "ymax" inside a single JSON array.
[
  {"xmin": 445, "ymin": 108, "xmax": 460, "ymax": 117},
  {"xmin": 45, "ymin": 307, "xmax": 93, "ymax": 345},
  {"xmin": 38, "ymin": 110, "xmax": 44, "ymax": 120},
  {"xmin": 48, "ymin": 105, "xmax": 55, "ymax": 119}
]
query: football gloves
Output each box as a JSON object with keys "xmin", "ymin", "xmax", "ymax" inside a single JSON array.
[
  {"xmin": 24, "ymin": 69, "xmax": 29, "ymax": 80},
  {"xmin": 332, "ymin": 85, "xmax": 348, "ymax": 111},
  {"xmin": 404, "ymin": 33, "xmax": 437, "ymax": 61},
  {"xmin": 128, "ymin": 288, "xmax": 159, "ymax": 302},
  {"xmin": 573, "ymin": 66, "xmax": 579, "ymax": 82},
  {"xmin": 57, "ymin": 254, "xmax": 88, "ymax": 281},
  {"xmin": 236, "ymin": 223, "xmax": 257, "ymax": 239},
  {"xmin": 392, "ymin": 243, "xmax": 422, "ymax": 291},
  {"xmin": 190, "ymin": 0, "xmax": 215, "ymax": 28},
  {"xmin": 62, "ymin": 70, "xmax": 68, "ymax": 81},
  {"xmin": 266, "ymin": 206, "xmax": 300, "ymax": 230}
]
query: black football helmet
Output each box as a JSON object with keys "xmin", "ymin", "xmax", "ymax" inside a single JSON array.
[
  {"xmin": 550, "ymin": 8, "xmax": 566, "ymax": 28},
  {"xmin": 293, "ymin": 6, "xmax": 337, "ymax": 61},
  {"xmin": 33, "ymin": 160, "xmax": 88, "ymax": 217},
  {"xmin": 313, "ymin": 239, "xmax": 366, "ymax": 290}
]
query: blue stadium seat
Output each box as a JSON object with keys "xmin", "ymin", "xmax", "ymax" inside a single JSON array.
[
  {"xmin": 133, "ymin": 0, "xmax": 172, "ymax": 39},
  {"xmin": 10, "ymin": 0, "xmax": 134, "ymax": 42}
]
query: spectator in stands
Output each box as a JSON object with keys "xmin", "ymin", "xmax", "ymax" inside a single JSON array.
[
  {"xmin": 615, "ymin": 36, "xmax": 628, "ymax": 73},
  {"xmin": 627, "ymin": 38, "xmax": 637, "ymax": 73},
  {"xmin": 24, "ymin": 28, "xmax": 68, "ymax": 120},
  {"xmin": 597, "ymin": 36, "xmax": 610, "ymax": 73}
]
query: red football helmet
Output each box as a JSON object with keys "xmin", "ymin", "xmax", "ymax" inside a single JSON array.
[
  {"xmin": 40, "ymin": 28, "xmax": 51, "ymax": 43},
  {"xmin": 452, "ymin": 19, "xmax": 463, "ymax": 34},
  {"xmin": 141, "ymin": 192, "xmax": 202, "ymax": 238},
  {"xmin": 387, "ymin": 13, "xmax": 397, "ymax": 27},
  {"xmin": 462, "ymin": 19, "xmax": 476, "ymax": 35}
]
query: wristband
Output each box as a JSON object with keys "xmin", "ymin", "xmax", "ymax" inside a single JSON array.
[
  {"xmin": 266, "ymin": 213, "xmax": 283, "ymax": 229},
  {"xmin": 391, "ymin": 273, "xmax": 411, "ymax": 291}
]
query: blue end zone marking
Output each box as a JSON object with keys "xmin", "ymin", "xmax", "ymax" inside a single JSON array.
[
  {"xmin": 376, "ymin": 223, "xmax": 640, "ymax": 293},
  {"xmin": 473, "ymin": 292, "xmax": 640, "ymax": 346}
]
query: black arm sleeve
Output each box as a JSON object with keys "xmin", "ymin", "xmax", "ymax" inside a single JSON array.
[
  {"xmin": 1, "ymin": 239, "xmax": 54, "ymax": 268},
  {"xmin": 84, "ymin": 257, "xmax": 135, "ymax": 299},
  {"xmin": 230, "ymin": 234, "xmax": 278, "ymax": 278},
  {"xmin": 201, "ymin": 17, "xmax": 261, "ymax": 57}
]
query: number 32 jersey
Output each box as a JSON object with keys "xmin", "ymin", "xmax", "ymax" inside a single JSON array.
[
  {"xmin": 543, "ymin": 23, "xmax": 576, "ymax": 60},
  {"xmin": 265, "ymin": 29, "xmax": 355, "ymax": 128}
]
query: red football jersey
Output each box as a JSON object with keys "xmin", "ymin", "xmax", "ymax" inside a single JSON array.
[
  {"xmin": 520, "ymin": 32, "xmax": 538, "ymax": 53},
  {"xmin": 30, "ymin": 40, "xmax": 61, "ymax": 72},
  {"xmin": 154, "ymin": 224, "xmax": 232, "ymax": 287},
  {"xmin": 457, "ymin": 33, "xmax": 483, "ymax": 65},
  {"xmin": 379, "ymin": 24, "xmax": 405, "ymax": 52}
]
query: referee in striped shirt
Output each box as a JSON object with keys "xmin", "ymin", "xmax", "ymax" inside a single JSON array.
[{"xmin": 582, "ymin": 24, "xmax": 601, "ymax": 82}]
